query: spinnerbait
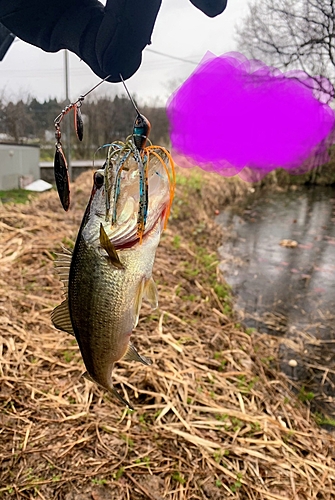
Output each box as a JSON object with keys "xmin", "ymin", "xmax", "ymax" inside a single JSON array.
[{"xmin": 53, "ymin": 75, "xmax": 110, "ymax": 211}]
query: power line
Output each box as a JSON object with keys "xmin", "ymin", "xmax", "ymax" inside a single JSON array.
[
  {"xmin": 0, "ymin": 48, "xmax": 200, "ymax": 80},
  {"xmin": 0, "ymin": 57, "xmax": 194, "ymax": 78},
  {"xmin": 146, "ymin": 48, "xmax": 199, "ymax": 65}
]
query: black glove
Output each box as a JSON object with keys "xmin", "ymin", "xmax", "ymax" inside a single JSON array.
[
  {"xmin": 190, "ymin": 0, "xmax": 227, "ymax": 17},
  {"xmin": 0, "ymin": 0, "xmax": 228, "ymax": 81},
  {"xmin": 0, "ymin": 22, "xmax": 15, "ymax": 60}
]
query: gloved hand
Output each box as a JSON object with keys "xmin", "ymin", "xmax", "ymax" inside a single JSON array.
[{"xmin": 0, "ymin": 0, "xmax": 227, "ymax": 81}]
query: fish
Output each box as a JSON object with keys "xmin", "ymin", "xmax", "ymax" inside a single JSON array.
[{"xmin": 51, "ymin": 146, "xmax": 175, "ymax": 409}]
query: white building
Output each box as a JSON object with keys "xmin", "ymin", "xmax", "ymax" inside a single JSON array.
[{"xmin": 0, "ymin": 143, "xmax": 40, "ymax": 190}]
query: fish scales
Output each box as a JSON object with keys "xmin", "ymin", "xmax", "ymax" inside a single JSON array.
[{"xmin": 69, "ymin": 223, "xmax": 160, "ymax": 386}]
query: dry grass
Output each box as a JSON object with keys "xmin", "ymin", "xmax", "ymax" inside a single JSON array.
[{"xmin": 1, "ymin": 168, "xmax": 335, "ymax": 499}]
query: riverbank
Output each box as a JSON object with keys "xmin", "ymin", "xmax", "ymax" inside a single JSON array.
[
  {"xmin": 257, "ymin": 159, "xmax": 335, "ymax": 187},
  {"xmin": 1, "ymin": 168, "xmax": 335, "ymax": 499}
]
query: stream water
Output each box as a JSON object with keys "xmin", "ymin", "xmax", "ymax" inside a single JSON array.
[{"xmin": 217, "ymin": 186, "xmax": 335, "ymax": 415}]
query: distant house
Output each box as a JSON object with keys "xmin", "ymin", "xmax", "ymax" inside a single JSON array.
[
  {"xmin": 0, "ymin": 142, "xmax": 40, "ymax": 190},
  {"xmin": 0, "ymin": 133, "xmax": 13, "ymax": 142}
]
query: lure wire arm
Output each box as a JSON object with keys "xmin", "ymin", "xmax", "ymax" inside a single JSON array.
[{"xmin": 101, "ymin": 77, "xmax": 176, "ymax": 240}]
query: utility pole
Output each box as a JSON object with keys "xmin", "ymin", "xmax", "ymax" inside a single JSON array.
[{"xmin": 64, "ymin": 50, "xmax": 72, "ymax": 180}]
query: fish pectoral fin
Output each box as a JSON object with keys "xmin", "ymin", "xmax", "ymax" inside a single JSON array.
[
  {"xmin": 99, "ymin": 223, "xmax": 124, "ymax": 270},
  {"xmin": 133, "ymin": 278, "xmax": 146, "ymax": 328},
  {"xmin": 123, "ymin": 342, "xmax": 153, "ymax": 366},
  {"xmin": 133, "ymin": 278, "xmax": 158, "ymax": 328},
  {"xmin": 51, "ymin": 299, "xmax": 75, "ymax": 336},
  {"xmin": 82, "ymin": 371, "xmax": 134, "ymax": 410},
  {"xmin": 143, "ymin": 277, "xmax": 158, "ymax": 310}
]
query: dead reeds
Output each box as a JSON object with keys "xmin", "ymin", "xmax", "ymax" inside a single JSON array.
[{"xmin": 1, "ymin": 169, "xmax": 335, "ymax": 499}]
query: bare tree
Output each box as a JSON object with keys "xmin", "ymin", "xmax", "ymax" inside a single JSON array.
[
  {"xmin": 3, "ymin": 100, "xmax": 34, "ymax": 142},
  {"xmin": 236, "ymin": 0, "xmax": 335, "ymax": 101}
]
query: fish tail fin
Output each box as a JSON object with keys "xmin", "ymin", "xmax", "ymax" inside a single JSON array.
[{"xmin": 82, "ymin": 371, "xmax": 134, "ymax": 410}]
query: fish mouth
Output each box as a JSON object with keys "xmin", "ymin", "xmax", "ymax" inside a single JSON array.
[
  {"xmin": 84, "ymin": 147, "xmax": 175, "ymax": 249},
  {"xmin": 86, "ymin": 182, "xmax": 168, "ymax": 251},
  {"xmin": 113, "ymin": 207, "xmax": 167, "ymax": 250}
]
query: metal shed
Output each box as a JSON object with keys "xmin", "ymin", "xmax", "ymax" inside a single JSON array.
[{"xmin": 0, "ymin": 143, "xmax": 40, "ymax": 190}]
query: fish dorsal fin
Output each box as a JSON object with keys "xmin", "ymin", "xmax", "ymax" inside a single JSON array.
[
  {"xmin": 51, "ymin": 299, "xmax": 75, "ymax": 336},
  {"xmin": 133, "ymin": 278, "xmax": 146, "ymax": 328},
  {"xmin": 99, "ymin": 223, "xmax": 124, "ymax": 269},
  {"xmin": 123, "ymin": 342, "xmax": 152, "ymax": 366},
  {"xmin": 143, "ymin": 277, "xmax": 158, "ymax": 310},
  {"xmin": 60, "ymin": 245, "xmax": 72, "ymax": 256},
  {"xmin": 54, "ymin": 247, "xmax": 72, "ymax": 296}
]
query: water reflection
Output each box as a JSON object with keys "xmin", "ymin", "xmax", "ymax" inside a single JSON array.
[{"xmin": 218, "ymin": 186, "xmax": 335, "ymax": 414}]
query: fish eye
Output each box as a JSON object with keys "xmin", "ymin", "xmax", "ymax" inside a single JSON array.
[{"xmin": 94, "ymin": 172, "xmax": 104, "ymax": 188}]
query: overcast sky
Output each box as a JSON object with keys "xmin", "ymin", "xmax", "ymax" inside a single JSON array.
[{"xmin": 0, "ymin": 0, "xmax": 249, "ymax": 105}]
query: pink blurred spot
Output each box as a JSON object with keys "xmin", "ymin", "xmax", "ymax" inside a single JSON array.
[{"xmin": 167, "ymin": 52, "xmax": 335, "ymax": 182}]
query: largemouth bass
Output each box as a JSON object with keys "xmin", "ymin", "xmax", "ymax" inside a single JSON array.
[{"xmin": 52, "ymin": 147, "xmax": 175, "ymax": 409}]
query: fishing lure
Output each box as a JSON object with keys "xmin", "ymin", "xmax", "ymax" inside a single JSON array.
[
  {"xmin": 53, "ymin": 74, "xmax": 175, "ymax": 243},
  {"xmin": 106, "ymin": 75, "xmax": 175, "ymax": 242},
  {"xmin": 53, "ymin": 75, "xmax": 110, "ymax": 211},
  {"xmin": 104, "ymin": 138, "xmax": 175, "ymax": 243}
]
